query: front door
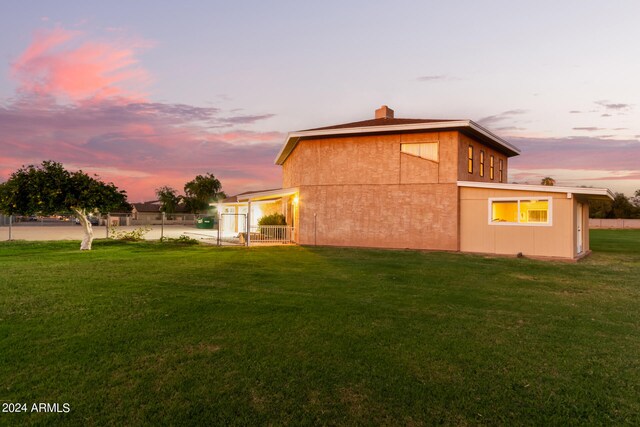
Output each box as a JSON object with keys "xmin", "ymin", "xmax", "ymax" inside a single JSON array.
[{"xmin": 576, "ymin": 203, "xmax": 583, "ymax": 254}]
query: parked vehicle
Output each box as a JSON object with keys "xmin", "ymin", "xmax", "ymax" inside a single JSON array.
[{"xmin": 75, "ymin": 216, "xmax": 100, "ymax": 226}]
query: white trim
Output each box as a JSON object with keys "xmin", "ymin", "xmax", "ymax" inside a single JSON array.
[
  {"xmin": 236, "ymin": 187, "xmax": 299, "ymax": 202},
  {"xmin": 488, "ymin": 197, "xmax": 553, "ymax": 227},
  {"xmin": 458, "ymin": 180, "xmax": 615, "ymax": 199},
  {"xmin": 274, "ymin": 120, "xmax": 521, "ymax": 165}
]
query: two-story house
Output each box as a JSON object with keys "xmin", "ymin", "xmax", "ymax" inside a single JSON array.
[{"xmin": 220, "ymin": 106, "xmax": 613, "ymax": 260}]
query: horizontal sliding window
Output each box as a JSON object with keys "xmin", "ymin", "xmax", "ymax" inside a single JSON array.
[
  {"xmin": 400, "ymin": 142, "xmax": 438, "ymax": 162},
  {"xmin": 490, "ymin": 198, "xmax": 551, "ymax": 226}
]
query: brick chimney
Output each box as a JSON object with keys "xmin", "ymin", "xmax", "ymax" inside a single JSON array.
[{"xmin": 375, "ymin": 105, "xmax": 394, "ymax": 119}]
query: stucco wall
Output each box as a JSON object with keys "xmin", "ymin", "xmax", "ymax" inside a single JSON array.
[
  {"xmin": 283, "ymin": 131, "xmax": 461, "ymax": 188},
  {"xmin": 460, "ymin": 187, "xmax": 576, "ymax": 258},
  {"xmin": 590, "ymin": 218, "xmax": 640, "ymax": 229},
  {"xmin": 458, "ymin": 133, "xmax": 509, "ymax": 183},
  {"xmin": 298, "ymin": 184, "xmax": 459, "ymax": 250}
]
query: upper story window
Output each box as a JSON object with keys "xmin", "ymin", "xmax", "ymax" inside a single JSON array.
[
  {"xmin": 468, "ymin": 145, "xmax": 473, "ymax": 173},
  {"xmin": 490, "ymin": 156, "xmax": 495, "ymax": 180},
  {"xmin": 400, "ymin": 142, "xmax": 438, "ymax": 162},
  {"xmin": 490, "ymin": 198, "xmax": 552, "ymax": 226},
  {"xmin": 499, "ymin": 159, "xmax": 504, "ymax": 182},
  {"xmin": 479, "ymin": 150, "xmax": 485, "ymax": 177}
]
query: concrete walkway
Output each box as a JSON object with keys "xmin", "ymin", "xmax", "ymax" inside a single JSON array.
[{"xmin": 0, "ymin": 225, "xmax": 218, "ymax": 242}]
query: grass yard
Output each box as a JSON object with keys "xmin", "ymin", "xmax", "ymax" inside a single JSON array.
[{"xmin": 1, "ymin": 230, "xmax": 639, "ymax": 425}]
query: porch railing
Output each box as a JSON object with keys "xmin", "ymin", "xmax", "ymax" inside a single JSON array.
[{"xmin": 247, "ymin": 225, "xmax": 293, "ymax": 244}]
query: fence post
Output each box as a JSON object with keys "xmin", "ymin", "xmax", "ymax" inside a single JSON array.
[
  {"xmin": 8, "ymin": 215, "xmax": 12, "ymax": 241},
  {"xmin": 161, "ymin": 212, "xmax": 165, "ymax": 241},
  {"xmin": 217, "ymin": 213, "xmax": 221, "ymax": 246}
]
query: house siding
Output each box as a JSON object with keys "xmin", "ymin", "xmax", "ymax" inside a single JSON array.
[
  {"xmin": 459, "ymin": 187, "xmax": 575, "ymax": 258},
  {"xmin": 298, "ymin": 184, "xmax": 458, "ymax": 250}
]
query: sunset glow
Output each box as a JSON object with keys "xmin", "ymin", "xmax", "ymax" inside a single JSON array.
[{"xmin": 1, "ymin": 2, "xmax": 639, "ymax": 201}]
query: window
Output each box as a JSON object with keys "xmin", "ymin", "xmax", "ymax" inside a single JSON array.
[
  {"xmin": 479, "ymin": 150, "xmax": 485, "ymax": 177},
  {"xmin": 489, "ymin": 156, "xmax": 494, "ymax": 180},
  {"xmin": 400, "ymin": 142, "xmax": 438, "ymax": 162},
  {"xmin": 468, "ymin": 145, "xmax": 473, "ymax": 173},
  {"xmin": 489, "ymin": 198, "xmax": 551, "ymax": 226},
  {"xmin": 499, "ymin": 159, "xmax": 504, "ymax": 182}
]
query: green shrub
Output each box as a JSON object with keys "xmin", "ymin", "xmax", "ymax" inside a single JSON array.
[
  {"xmin": 258, "ymin": 213, "xmax": 286, "ymax": 226},
  {"xmin": 161, "ymin": 235, "xmax": 199, "ymax": 245},
  {"xmin": 109, "ymin": 226, "xmax": 151, "ymax": 241}
]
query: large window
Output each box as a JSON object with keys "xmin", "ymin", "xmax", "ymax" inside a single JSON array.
[
  {"xmin": 400, "ymin": 142, "xmax": 438, "ymax": 162},
  {"xmin": 479, "ymin": 150, "xmax": 485, "ymax": 177},
  {"xmin": 490, "ymin": 198, "xmax": 551, "ymax": 226},
  {"xmin": 468, "ymin": 145, "xmax": 473, "ymax": 173}
]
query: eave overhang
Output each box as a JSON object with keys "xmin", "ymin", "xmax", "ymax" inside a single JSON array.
[
  {"xmin": 457, "ymin": 181, "xmax": 615, "ymax": 201},
  {"xmin": 274, "ymin": 120, "xmax": 521, "ymax": 165}
]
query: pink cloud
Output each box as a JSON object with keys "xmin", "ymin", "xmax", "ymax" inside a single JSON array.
[
  {"xmin": 12, "ymin": 27, "xmax": 150, "ymax": 101},
  {"xmin": 0, "ymin": 98, "xmax": 283, "ymax": 201},
  {"xmin": 0, "ymin": 26, "xmax": 283, "ymax": 202},
  {"xmin": 508, "ymin": 136, "xmax": 640, "ymax": 194}
]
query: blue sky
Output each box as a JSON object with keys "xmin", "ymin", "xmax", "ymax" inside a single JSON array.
[{"xmin": 1, "ymin": 1, "xmax": 639, "ymax": 200}]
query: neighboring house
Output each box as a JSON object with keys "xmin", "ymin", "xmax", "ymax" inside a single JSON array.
[
  {"xmin": 131, "ymin": 201, "xmax": 192, "ymax": 224},
  {"xmin": 221, "ymin": 105, "xmax": 613, "ymax": 259}
]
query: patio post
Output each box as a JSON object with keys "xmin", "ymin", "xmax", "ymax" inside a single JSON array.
[{"xmin": 246, "ymin": 201, "xmax": 251, "ymax": 246}]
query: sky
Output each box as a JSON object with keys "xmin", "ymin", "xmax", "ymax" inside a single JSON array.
[{"xmin": 1, "ymin": 1, "xmax": 639, "ymax": 201}]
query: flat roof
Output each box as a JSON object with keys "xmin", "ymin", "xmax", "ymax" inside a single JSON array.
[
  {"xmin": 220, "ymin": 187, "xmax": 299, "ymax": 203},
  {"xmin": 457, "ymin": 181, "xmax": 614, "ymax": 200},
  {"xmin": 275, "ymin": 119, "xmax": 521, "ymax": 165}
]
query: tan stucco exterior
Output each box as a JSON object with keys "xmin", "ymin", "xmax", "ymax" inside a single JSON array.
[
  {"xmin": 226, "ymin": 109, "xmax": 612, "ymax": 259},
  {"xmin": 459, "ymin": 187, "xmax": 590, "ymax": 259},
  {"xmin": 297, "ymin": 183, "xmax": 458, "ymax": 249},
  {"xmin": 283, "ymin": 130, "xmax": 505, "ymax": 250}
]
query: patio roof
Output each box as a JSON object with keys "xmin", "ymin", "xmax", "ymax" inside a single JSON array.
[{"xmin": 221, "ymin": 187, "xmax": 299, "ymax": 203}]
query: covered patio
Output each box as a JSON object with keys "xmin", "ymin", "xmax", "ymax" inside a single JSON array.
[{"xmin": 216, "ymin": 187, "xmax": 298, "ymax": 246}]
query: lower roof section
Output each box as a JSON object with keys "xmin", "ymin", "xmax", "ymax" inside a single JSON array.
[
  {"xmin": 457, "ymin": 181, "xmax": 614, "ymax": 200},
  {"xmin": 233, "ymin": 187, "xmax": 299, "ymax": 202}
]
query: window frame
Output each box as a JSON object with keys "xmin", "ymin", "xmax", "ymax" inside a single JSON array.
[
  {"xmin": 479, "ymin": 150, "xmax": 485, "ymax": 177},
  {"xmin": 468, "ymin": 145, "xmax": 474, "ymax": 174},
  {"xmin": 488, "ymin": 197, "xmax": 553, "ymax": 227},
  {"xmin": 499, "ymin": 159, "xmax": 504, "ymax": 182}
]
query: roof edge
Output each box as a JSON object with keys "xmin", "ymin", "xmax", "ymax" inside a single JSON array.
[
  {"xmin": 222, "ymin": 187, "xmax": 299, "ymax": 203},
  {"xmin": 274, "ymin": 120, "xmax": 520, "ymax": 165},
  {"xmin": 457, "ymin": 180, "xmax": 615, "ymax": 200}
]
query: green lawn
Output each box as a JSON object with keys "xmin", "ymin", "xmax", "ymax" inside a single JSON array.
[{"xmin": 1, "ymin": 230, "xmax": 639, "ymax": 425}]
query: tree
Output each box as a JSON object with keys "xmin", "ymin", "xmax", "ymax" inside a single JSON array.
[
  {"xmin": 183, "ymin": 173, "xmax": 226, "ymax": 214},
  {"xmin": 0, "ymin": 161, "xmax": 129, "ymax": 250},
  {"xmin": 631, "ymin": 189, "xmax": 640, "ymax": 208},
  {"xmin": 155, "ymin": 186, "xmax": 182, "ymax": 218},
  {"xmin": 588, "ymin": 199, "xmax": 612, "ymax": 219},
  {"xmin": 540, "ymin": 177, "xmax": 556, "ymax": 186},
  {"xmin": 610, "ymin": 192, "xmax": 638, "ymax": 219}
]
